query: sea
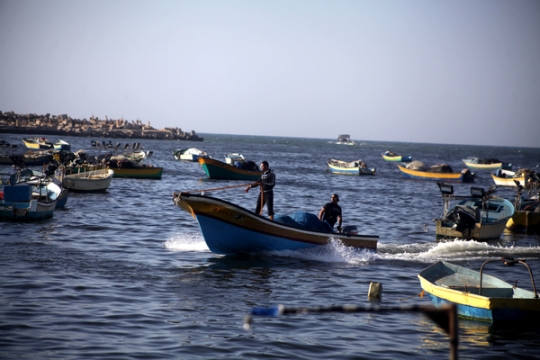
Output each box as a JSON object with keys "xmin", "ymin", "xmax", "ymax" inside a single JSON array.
[{"xmin": 1, "ymin": 132, "xmax": 539, "ymax": 360}]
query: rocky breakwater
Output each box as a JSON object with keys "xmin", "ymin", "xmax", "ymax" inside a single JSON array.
[{"xmin": 0, "ymin": 111, "xmax": 203, "ymax": 141}]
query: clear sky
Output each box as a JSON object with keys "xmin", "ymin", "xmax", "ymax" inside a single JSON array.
[{"xmin": 1, "ymin": 0, "xmax": 539, "ymax": 147}]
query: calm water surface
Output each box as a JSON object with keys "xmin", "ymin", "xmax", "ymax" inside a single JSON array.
[{"xmin": 1, "ymin": 133, "xmax": 539, "ymax": 359}]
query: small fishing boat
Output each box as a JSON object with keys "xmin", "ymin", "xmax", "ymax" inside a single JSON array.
[
  {"xmin": 198, "ymin": 157, "xmax": 261, "ymax": 181},
  {"xmin": 418, "ymin": 259, "xmax": 540, "ymax": 323},
  {"xmin": 491, "ymin": 168, "xmax": 539, "ymax": 187},
  {"xmin": 328, "ymin": 159, "xmax": 376, "ymax": 175},
  {"xmin": 7, "ymin": 164, "xmax": 69, "ymax": 208},
  {"xmin": 60, "ymin": 168, "xmax": 114, "ymax": 192},
  {"xmin": 1, "ymin": 181, "xmax": 61, "ymax": 220},
  {"xmin": 506, "ymin": 181, "xmax": 540, "ymax": 233},
  {"xmin": 108, "ymin": 156, "xmax": 163, "ymax": 179},
  {"xmin": 462, "ymin": 157, "xmax": 512, "ymax": 171},
  {"xmin": 381, "ymin": 151, "xmax": 413, "ymax": 162},
  {"xmin": 172, "ymin": 148, "xmax": 210, "ymax": 161},
  {"xmin": 22, "ymin": 137, "xmax": 54, "ymax": 150},
  {"xmin": 0, "ymin": 152, "xmax": 54, "ymax": 166},
  {"xmin": 335, "ymin": 134, "xmax": 355, "ymax": 145},
  {"xmin": 434, "ymin": 182, "xmax": 514, "ymax": 240},
  {"xmin": 397, "ymin": 162, "xmax": 475, "ymax": 183},
  {"xmin": 172, "ymin": 192, "xmax": 378, "ymax": 255}
]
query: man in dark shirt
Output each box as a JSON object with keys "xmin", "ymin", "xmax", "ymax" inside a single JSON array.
[
  {"xmin": 318, "ymin": 193, "xmax": 342, "ymax": 232},
  {"xmin": 245, "ymin": 161, "xmax": 276, "ymax": 220}
]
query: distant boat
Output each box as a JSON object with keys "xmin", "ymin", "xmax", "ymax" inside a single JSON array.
[
  {"xmin": 0, "ymin": 152, "xmax": 53, "ymax": 166},
  {"xmin": 53, "ymin": 140, "xmax": 71, "ymax": 151},
  {"xmin": 491, "ymin": 168, "xmax": 539, "ymax": 187},
  {"xmin": 172, "ymin": 192, "xmax": 378, "ymax": 255},
  {"xmin": 381, "ymin": 151, "xmax": 412, "ymax": 162},
  {"xmin": 418, "ymin": 260, "xmax": 540, "ymax": 323},
  {"xmin": 396, "ymin": 162, "xmax": 475, "ymax": 183},
  {"xmin": 328, "ymin": 159, "xmax": 376, "ymax": 175},
  {"xmin": 462, "ymin": 157, "xmax": 512, "ymax": 171},
  {"xmin": 107, "ymin": 157, "xmax": 163, "ymax": 179},
  {"xmin": 60, "ymin": 168, "xmax": 114, "ymax": 192},
  {"xmin": 172, "ymin": 148, "xmax": 210, "ymax": 162},
  {"xmin": 335, "ymin": 134, "xmax": 355, "ymax": 145},
  {"xmin": 22, "ymin": 137, "xmax": 54, "ymax": 150},
  {"xmin": 198, "ymin": 157, "xmax": 261, "ymax": 181},
  {"xmin": 224, "ymin": 153, "xmax": 245, "ymax": 164},
  {"xmin": 434, "ymin": 182, "xmax": 514, "ymax": 241}
]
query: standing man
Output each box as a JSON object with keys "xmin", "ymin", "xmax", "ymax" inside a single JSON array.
[
  {"xmin": 318, "ymin": 193, "xmax": 342, "ymax": 232},
  {"xmin": 245, "ymin": 161, "xmax": 276, "ymax": 220}
]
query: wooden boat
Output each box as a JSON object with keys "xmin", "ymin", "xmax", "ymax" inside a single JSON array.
[
  {"xmin": 1, "ymin": 182, "xmax": 61, "ymax": 220},
  {"xmin": 418, "ymin": 259, "xmax": 540, "ymax": 323},
  {"xmin": 397, "ymin": 163, "xmax": 475, "ymax": 183},
  {"xmin": 198, "ymin": 157, "xmax": 261, "ymax": 181},
  {"xmin": 462, "ymin": 157, "xmax": 512, "ymax": 171},
  {"xmin": 336, "ymin": 134, "xmax": 355, "ymax": 145},
  {"xmin": 22, "ymin": 137, "xmax": 54, "ymax": 150},
  {"xmin": 107, "ymin": 154, "xmax": 162, "ymax": 179},
  {"xmin": 434, "ymin": 182, "xmax": 514, "ymax": 240},
  {"xmin": 172, "ymin": 148, "xmax": 210, "ymax": 161},
  {"xmin": 381, "ymin": 151, "xmax": 412, "ymax": 162},
  {"xmin": 107, "ymin": 159, "xmax": 163, "ymax": 179},
  {"xmin": 60, "ymin": 168, "xmax": 114, "ymax": 192},
  {"xmin": 328, "ymin": 159, "xmax": 376, "ymax": 175},
  {"xmin": 491, "ymin": 168, "xmax": 539, "ymax": 187},
  {"xmin": 506, "ymin": 181, "xmax": 540, "ymax": 233},
  {"xmin": 172, "ymin": 192, "xmax": 378, "ymax": 255},
  {"xmin": 0, "ymin": 152, "xmax": 54, "ymax": 166}
]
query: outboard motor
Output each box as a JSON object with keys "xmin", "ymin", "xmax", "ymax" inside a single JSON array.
[{"xmin": 342, "ymin": 225, "xmax": 358, "ymax": 235}]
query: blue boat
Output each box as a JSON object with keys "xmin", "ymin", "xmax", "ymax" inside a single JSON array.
[
  {"xmin": 172, "ymin": 192, "xmax": 378, "ymax": 255},
  {"xmin": 418, "ymin": 260, "xmax": 540, "ymax": 323},
  {"xmin": 1, "ymin": 182, "xmax": 61, "ymax": 220}
]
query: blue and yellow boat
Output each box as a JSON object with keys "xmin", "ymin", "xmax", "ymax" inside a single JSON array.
[
  {"xmin": 381, "ymin": 151, "xmax": 412, "ymax": 162},
  {"xmin": 198, "ymin": 157, "xmax": 262, "ymax": 181},
  {"xmin": 397, "ymin": 164, "xmax": 475, "ymax": 183},
  {"xmin": 172, "ymin": 192, "xmax": 378, "ymax": 255},
  {"xmin": 418, "ymin": 260, "xmax": 540, "ymax": 323}
]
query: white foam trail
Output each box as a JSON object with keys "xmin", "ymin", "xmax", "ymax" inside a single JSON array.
[
  {"xmin": 265, "ymin": 239, "xmax": 376, "ymax": 264},
  {"xmin": 377, "ymin": 239, "xmax": 540, "ymax": 263},
  {"xmin": 164, "ymin": 233, "xmax": 210, "ymax": 252}
]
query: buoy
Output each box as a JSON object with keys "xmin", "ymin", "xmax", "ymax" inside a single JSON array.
[{"xmin": 368, "ymin": 282, "xmax": 382, "ymax": 300}]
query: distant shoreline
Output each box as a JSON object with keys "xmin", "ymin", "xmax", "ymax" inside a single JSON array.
[{"xmin": 0, "ymin": 111, "xmax": 203, "ymax": 142}]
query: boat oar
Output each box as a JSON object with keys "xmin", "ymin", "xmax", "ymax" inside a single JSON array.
[
  {"xmin": 245, "ymin": 303, "xmax": 459, "ymax": 360},
  {"xmin": 184, "ymin": 183, "xmax": 253, "ymax": 194}
]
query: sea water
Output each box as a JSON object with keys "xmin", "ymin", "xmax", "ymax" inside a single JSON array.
[{"xmin": 1, "ymin": 133, "xmax": 539, "ymax": 359}]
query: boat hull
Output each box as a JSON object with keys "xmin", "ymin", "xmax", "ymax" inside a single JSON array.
[
  {"xmin": 506, "ymin": 211, "xmax": 540, "ymax": 232},
  {"xmin": 198, "ymin": 157, "xmax": 262, "ymax": 181},
  {"xmin": 491, "ymin": 174, "xmax": 525, "ymax": 187},
  {"xmin": 173, "ymin": 192, "xmax": 378, "ymax": 255},
  {"xmin": 62, "ymin": 169, "xmax": 114, "ymax": 192},
  {"xmin": 435, "ymin": 219, "xmax": 508, "ymax": 240},
  {"xmin": 418, "ymin": 261, "xmax": 540, "ymax": 323},
  {"xmin": 397, "ymin": 165, "xmax": 473, "ymax": 182},
  {"xmin": 1, "ymin": 185, "xmax": 58, "ymax": 220},
  {"xmin": 111, "ymin": 167, "xmax": 162, "ymax": 179},
  {"xmin": 382, "ymin": 153, "xmax": 412, "ymax": 162}
]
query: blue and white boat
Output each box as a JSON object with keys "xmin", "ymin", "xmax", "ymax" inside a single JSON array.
[
  {"xmin": 1, "ymin": 182, "xmax": 61, "ymax": 220},
  {"xmin": 434, "ymin": 182, "xmax": 514, "ymax": 240},
  {"xmin": 418, "ymin": 260, "xmax": 540, "ymax": 323},
  {"xmin": 172, "ymin": 192, "xmax": 378, "ymax": 255}
]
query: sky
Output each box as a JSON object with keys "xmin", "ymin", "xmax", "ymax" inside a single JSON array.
[{"xmin": 1, "ymin": 0, "xmax": 539, "ymax": 147}]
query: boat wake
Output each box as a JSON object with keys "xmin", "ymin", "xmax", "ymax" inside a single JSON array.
[
  {"xmin": 377, "ymin": 239, "xmax": 540, "ymax": 263},
  {"xmin": 262, "ymin": 239, "xmax": 377, "ymax": 264},
  {"xmin": 164, "ymin": 233, "xmax": 210, "ymax": 252}
]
